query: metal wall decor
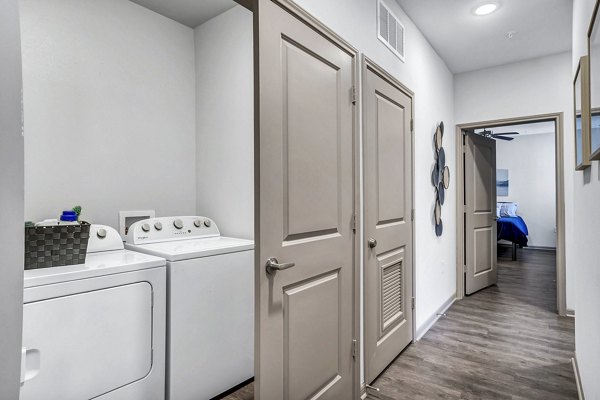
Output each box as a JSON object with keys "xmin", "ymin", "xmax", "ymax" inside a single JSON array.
[{"xmin": 431, "ymin": 121, "xmax": 450, "ymax": 237}]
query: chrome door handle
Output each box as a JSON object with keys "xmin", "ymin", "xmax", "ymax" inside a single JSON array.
[
  {"xmin": 265, "ymin": 257, "xmax": 295, "ymax": 275},
  {"xmin": 368, "ymin": 238, "xmax": 377, "ymax": 248}
]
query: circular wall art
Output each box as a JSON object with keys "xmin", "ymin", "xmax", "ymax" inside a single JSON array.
[{"xmin": 432, "ymin": 121, "xmax": 449, "ymax": 237}]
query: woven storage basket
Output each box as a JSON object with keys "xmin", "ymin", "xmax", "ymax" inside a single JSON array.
[{"xmin": 24, "ymin": 221, "xmax": 91, "ymax": 270}]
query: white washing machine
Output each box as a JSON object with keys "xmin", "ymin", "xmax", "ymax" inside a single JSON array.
[
  {"xmin": 20, "ymin": 224, "xmax": 167, "ymax": 400},
  {"xmin": 125, "ymin": 216, "xmax": 254, "ymax": 400}
]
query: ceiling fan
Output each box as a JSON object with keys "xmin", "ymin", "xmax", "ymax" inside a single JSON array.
[{"xmin": 478, "ymin": 129, "xmax": 520, "ymax": 141}]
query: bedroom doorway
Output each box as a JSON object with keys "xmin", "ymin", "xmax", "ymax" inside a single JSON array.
[{"xmin": 455, "ymin": 113, "xmax": 567, "ymax": 315}]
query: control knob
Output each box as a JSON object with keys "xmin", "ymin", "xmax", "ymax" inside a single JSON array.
[
  {"xmin": 154, "ymin": 221, "xmax": 163, "ymax": 231},
  {"xmin": 204, "ymin": 219, "xmax": 211, "ymax": 227},
  {"xmin": 194, "ymin": 219, "xmax": 202, "ymax": 228},
  {"xmin": 173, "ymin": 219, "xmax": 184, "ymax": 230},
  {"xmin": 142, "ymin": 223, "xmax": 151, "ymax": 233}
]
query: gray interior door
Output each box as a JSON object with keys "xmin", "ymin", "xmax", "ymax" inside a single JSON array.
[
  {"xmin": 255, "ymin": 1, "xmax": 356, "ymax": 399},
  {"xmin": 465, "ymin": 132, "xmax": 498, "ymax": 295},
  {"xmin": 363, "ymin": 61, "xmax": 413, "ymax": 384},
  {"xmin": 0, "ymin": 1, "xmax": 25, "ymax": 398}
]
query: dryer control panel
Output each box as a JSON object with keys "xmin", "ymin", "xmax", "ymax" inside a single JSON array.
[{"xmin": 125, "ymin": 216, "xmax": 220, "ymax": 245}]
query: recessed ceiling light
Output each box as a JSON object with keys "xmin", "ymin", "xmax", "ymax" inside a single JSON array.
[{"xmin": 474, "ymin": 3, "xmax": 498, "ymax": 16}]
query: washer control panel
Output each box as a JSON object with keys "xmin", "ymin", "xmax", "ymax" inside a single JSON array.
[{"xmin": 125, "ymin": 216, "xmax": 220, "ymax": 244}]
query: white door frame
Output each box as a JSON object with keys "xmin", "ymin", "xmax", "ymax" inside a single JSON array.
[{"xmin": 455, "ymin": 113, "xmax": 567, "ymax": 316}]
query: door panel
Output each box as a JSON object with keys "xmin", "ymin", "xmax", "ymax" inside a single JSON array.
[
  {"xmin": 364, "ymin": 61, "xmax": 413, "ymax": 384},
  {"xmin": 465, "ymin": 132, "xmax": 497, "ymax": 294},
  {"xmin": 256, "ymin": 1, "xmax": 356, "ymax": 399},
  {"xmin": 284, "ymin": 271, "xmax": 341, "ymax": 400},
  {"xmin": 376, "ymin": 94, "xmax": 406, "ymax": 224},
  {"xmin": 283, "ymin": 37, "xmax": 341, "ymax": 240}
]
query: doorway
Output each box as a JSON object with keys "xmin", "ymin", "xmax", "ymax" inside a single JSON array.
[{"xmin": 455, "ymin": 113, "xmax": 567, "ymax": 315}]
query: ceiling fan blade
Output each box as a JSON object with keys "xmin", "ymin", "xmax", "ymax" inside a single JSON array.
[
  {"xmin": 492, "ymin": 131, "xmax": 519, "ymax": 136},
  {"xmin": 494, "ymin": 135, "xmax": 514, "ymax": 141}
]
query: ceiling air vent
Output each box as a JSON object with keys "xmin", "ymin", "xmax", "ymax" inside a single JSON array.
[{"xmin": 378, "ymin": 0, "xmax": 405, "ymax": 62}]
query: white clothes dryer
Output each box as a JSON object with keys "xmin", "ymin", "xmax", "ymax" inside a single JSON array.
[{"xmin": 20, "ymin": 224, "xmax": 167, "ymax": 400}]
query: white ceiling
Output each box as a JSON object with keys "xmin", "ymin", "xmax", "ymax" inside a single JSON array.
[
  {"xmin": 395, "ymin": 0, "xmax": 573, "ymax": 74},
  {"xmin": 475, "ymin": 121, "xmax": 556, "ymax": 137},
  {"xmin": 129, "ymin": 0, "xmax": 237, "ymax": 28}
]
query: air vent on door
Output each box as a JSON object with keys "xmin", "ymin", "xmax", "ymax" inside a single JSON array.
[
  {"xmin": 378, "ymin": 0, "xmax": 405, "ymax": 62},
  {"xmin": 382, "ymin": 260, "xmax": 403, "ymax": 330}
]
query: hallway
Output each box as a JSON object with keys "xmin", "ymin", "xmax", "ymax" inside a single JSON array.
[{"xmin": 371, "ymin": 248, "xmax": 578, "ymax": 399}]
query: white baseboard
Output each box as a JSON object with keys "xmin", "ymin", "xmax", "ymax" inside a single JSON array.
[
  {"xmin": 572, "ymin": 356, "xmax": 585, "ymax": 400},
  {"xmin": 415, "ymin": 294, "xmax": 456, "ymax": 341},
  {"xmin": 524, "ymin": 245, "xmax": 557, "ymax": 251},
  {"xmin": 566, "ymin": 309, "xmax": 575, "ymax": 318}
]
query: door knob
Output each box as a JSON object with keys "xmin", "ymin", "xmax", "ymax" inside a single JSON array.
[
  {"xmin": 368, "ymin": 238, "xmax": 377, "ymax": 248},
  {"xmin": 265, "ymin": 257, "xmax": 296, "ymax": 275}
]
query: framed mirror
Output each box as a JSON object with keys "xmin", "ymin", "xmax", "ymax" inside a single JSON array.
[
  {"xmin": 574, "ymin": 55, "xmax": 591, "ymax": 170},
  {"xmin": 588, "ymin": 0, "xmax": 600, "ymax": 160}
]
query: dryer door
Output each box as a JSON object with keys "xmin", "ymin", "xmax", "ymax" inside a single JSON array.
[{"xmin": 20, "ymin": 282, "xmax": 153, "ymax": 400}]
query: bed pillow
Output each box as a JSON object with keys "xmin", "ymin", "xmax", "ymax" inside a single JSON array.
[
  {"xmin": 496, "ymin": 204, "xmax": 501, "ymax": 218},
  {"xmin": 500, "ymin": 202, "xmax": 518, "ymax": 217}
]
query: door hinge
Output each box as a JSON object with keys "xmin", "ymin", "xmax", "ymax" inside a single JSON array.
[
  {"xmin": 352, "ymin": 214, "xmax": 357, "ymax": 233},
  {"xmin": 351, "ymin": 86, "xmax": 357, "ymax": 105},
  {"xmin": 352, "ymin": 339, "xmax": 357, "ymax": 359},
  {"xmin": 410, "ymin": 119, "xmax": 414, "ymax": 132},
  {"xmin": 411, "ymin": 209, "xmax": 415, "ymax": 221},
  {"xmin": 411, "ymin": 297, "xmax": 415, "ymax": 310}
]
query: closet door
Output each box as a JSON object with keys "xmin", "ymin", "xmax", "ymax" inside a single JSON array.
[
  {"xmin": 255, "ymin": 1, "xmax": 357, "ymax": 399},
  {"xmin": 363, "ymin": 59, "xmax": 414, "ymax": 384},
  {"xmin": 465, "ymin": 132, "xmax": 498, "ymax": 294}
]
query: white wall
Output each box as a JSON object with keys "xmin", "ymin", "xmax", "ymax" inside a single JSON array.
[
  {"xmin": 20, "ymin": 0, "xmax": 197, "ymax": 229},
  {"xmin": 572, "ymin": 0, "xmax": 600, "ymax": 397},
  {"xmin": 0, "ymin": 0, "xmax": 25, "ymax": 397},
  {"xmin": 496, "ymin": 133, "xmax": 557, "ymax": 248},
  {"xmin": 454, "ymin": 51, "xmax": 576, "ymax": 311},
  {"xmin": 292, "ymin": 0, "xmax": 457, "ymax": 384},
  {"xmin": 194, "ymin": 6, "xmax": 254, "ymax": 239}
]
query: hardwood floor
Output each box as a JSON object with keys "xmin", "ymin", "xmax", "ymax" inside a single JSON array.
[
  {"xmin": 372, "ymin": 248, "xmax": 577, "ymax": 400},
  {"xmin": 221, "ymin": 248, "xmax": 577, "ymax": 399},
  {"xmin": 213, "ymin": 380, "xmax": 253, "ymax": 400}
]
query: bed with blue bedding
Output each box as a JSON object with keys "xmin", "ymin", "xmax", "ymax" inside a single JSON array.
[
  {"xmin": 497, "ymin": 216, "xmax": 529, "ymax": 247},
  {"xmin": 497, "ymin": 202, "xmax": 529, "ymax": 261}
]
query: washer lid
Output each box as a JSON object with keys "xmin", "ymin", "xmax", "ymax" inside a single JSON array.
[
  {"xmin": 125, "ymin": 236, "xmax": 254, "ymax": 261},
  {"xmin": 24, "ymin": 250, "xmax": 166, "ymax": 288}
]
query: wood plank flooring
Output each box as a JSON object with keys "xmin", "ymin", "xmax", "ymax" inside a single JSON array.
[
  {"xmin": 221, "ymin": 248, "xmax": 576, "ymax": 399},
  {"xmin": 372, "ymin": 248, "xmax": 577, "ymax": 400}
]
